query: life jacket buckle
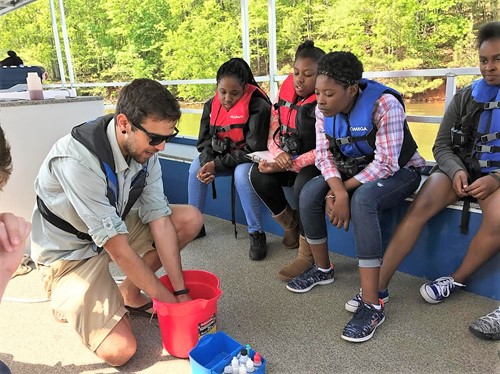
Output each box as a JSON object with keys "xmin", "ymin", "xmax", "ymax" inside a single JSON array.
[
  {"xmin": 483, "ymin": 101, "xmax": 500, "ymax": 110},
  {"xmin": 336, "ymin": 136, "xmax": 352, "ymax": 146},
  {"xmin": 475, "ymin": 144, "xmax": 493, "ymax": 153},
  {"xmin": 479, "ymin": 132, "xmax": 500, "ymax": 143}
]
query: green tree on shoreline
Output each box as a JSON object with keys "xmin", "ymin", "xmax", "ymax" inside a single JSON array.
[{"xmin": 0, "ymin": 0, "xmax": 496, "ymax": 102}]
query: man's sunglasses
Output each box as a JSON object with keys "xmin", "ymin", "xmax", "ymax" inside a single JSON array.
[{"xmin": 130, "ymin": 120, "xmax": 179, "ymax": 146}]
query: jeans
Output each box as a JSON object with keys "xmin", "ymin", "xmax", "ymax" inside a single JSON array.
[
  {"xmin": 300, "ymin": 167, "xmax": 421, "ymax": 259},
  {"xmin": 250, "ymin": 164, "xmax": 320, "ymax": 215},
  {"xmin": 188, "ymin": 157, "xmax": 263, "ymax": 233}
]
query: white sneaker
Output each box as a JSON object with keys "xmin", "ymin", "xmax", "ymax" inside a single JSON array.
[{"xmin": 345, "ymin": 288, "xmax": 389, "ymax": 313}]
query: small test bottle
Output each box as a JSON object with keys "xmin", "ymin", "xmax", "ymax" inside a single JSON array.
[
  {"xmin": 223, "ymin": 365, "xmax": 233, "ymax": 373},
  {"xmin": 238, "ymin": 348, "xmax": 249, "ymax": 365},
  {"xmin": 253, "ymin": 352, "xmax": 262, "ymax": 369},
  {"xmin": 246, "ymin": 358, "xmax": 255, "ymax": 373},
  {"xmin": 231, "ymin": 357, "xmax": 240, "ymax": 373}
]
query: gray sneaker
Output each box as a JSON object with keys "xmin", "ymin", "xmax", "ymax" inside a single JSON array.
[
  {"xmin": 345, "ymin": 288, "xmax": 390, "ymax": 313},
  {"xmin": 469, "ymin": 307, "xmax": 500, "ymax": 340},
  {"xmin": 286, "ymin": 264, "xmax": 334, "ymax": 293}
]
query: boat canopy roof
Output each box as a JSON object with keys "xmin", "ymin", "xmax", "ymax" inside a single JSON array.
[{"xmin": 0, "ymin": 0, "xmax": 37, "ymax": 16}]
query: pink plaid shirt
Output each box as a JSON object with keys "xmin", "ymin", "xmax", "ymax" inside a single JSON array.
[{"xmin": 315, "ymin": 93, "xmax": 426, "ymax": 183}]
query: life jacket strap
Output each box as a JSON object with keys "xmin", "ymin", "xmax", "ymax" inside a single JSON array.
[
  {"xmin": 484, "ymin": 101, "xmax": 500, "ymax": 110},
  {"xmin": 474, "ymin": 145, "xmax": 500, "ymax": 153},
  {"xmin": 275, "ymin": 98, "xmax": 299, "ymax": 111},
  {"xmin": 479, "ymin": 132, "xmax": 500, "ymax": 143},
  {"xmin": 478, "ymin": 159, "xmax": 500, "ymax": 168},
  {"xmin": 36, "ymin": 196, "xmax": 102, "ymax": 253}
]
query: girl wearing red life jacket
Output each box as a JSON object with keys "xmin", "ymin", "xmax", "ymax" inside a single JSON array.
[
  {"xmin": 249, "ymin": 41, "xmax": 325, "ymax": 264},
  {"xmin": 188, "ymin": 58, "xmax": 271, "ymax": 257}
]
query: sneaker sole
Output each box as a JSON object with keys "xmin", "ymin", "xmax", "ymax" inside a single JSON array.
[
  {"xmin": 469, "ymin": 326, "xmax": 500, "ymax": 340},
  {"xmin": 341, "ymin": 315, "xmax": 385, "ymax": 343},
  {"xmin": 286, "ymin": 277, "xmax": 334, "ymax": 293},
  {"xmin": 345, "ymin": 295, "xmax": 390, "ymax": 313},
  {"xmin": 419, "ymin": 284, "xmax": 443, "ymax": 304}
]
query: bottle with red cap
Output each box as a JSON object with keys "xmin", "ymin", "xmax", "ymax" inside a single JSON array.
[{"xmin": 253, "ymin": 352, "xmax": 262, "ymax": 369}]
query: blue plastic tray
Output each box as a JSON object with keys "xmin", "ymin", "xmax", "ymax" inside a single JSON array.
[{"xmin": 189, "ymin": 331, "xmax": 266, "ymax": 374}]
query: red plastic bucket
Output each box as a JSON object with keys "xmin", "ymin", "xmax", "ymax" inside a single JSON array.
[{"xmin": 152, "ymin": 270, "xmax": 222, "ymax": 358}]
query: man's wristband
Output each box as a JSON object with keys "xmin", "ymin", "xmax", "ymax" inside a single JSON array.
[
  {"xmin": 488, "ymin": 171, "xmax": 500, "ymax": 183},
  {"xmin": 173, "ymin": 288, "xmax": 190, "ymax": 296}
]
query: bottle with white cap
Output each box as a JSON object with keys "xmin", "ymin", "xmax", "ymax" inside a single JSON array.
[
  {"xmin": 26, "ymin": 72, "xmax": 43, "ymax": 100},
  {"xmin": 246, "ymin": 358, "xmax": 255, "ymax": 373}
]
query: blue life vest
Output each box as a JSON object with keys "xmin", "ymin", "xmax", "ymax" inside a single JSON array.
[
  {"xmin": 471, "ymin": 79, "xmax": 500, "ymax": 173},
  {"xmin": 323, "ymin": 79, "xmax": 417, "ymax": 174},
  {"xmin": 37, "ymin": 114, "xmax": 147, "ymax": 247}
]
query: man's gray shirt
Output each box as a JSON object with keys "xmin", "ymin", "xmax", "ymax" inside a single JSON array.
[{"xmin": 31, "ymin": 119, "xmax": 171, "ymax": 265}]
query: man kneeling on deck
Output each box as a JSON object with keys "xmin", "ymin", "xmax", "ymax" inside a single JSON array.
[{"xmin": 30, "ymin": 78, "xmax": 203, "ymax": 366}]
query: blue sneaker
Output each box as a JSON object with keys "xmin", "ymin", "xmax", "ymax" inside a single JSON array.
[
  {"xmin": 341, "ymin": 300, "xmax": 385, "ymax": 343},
  {"xmin": 286, "ymin": 264, "xmax": 334, "ymax": 293},
  {"xmin": 345, "ymin": 288, "xmax": 389, "ymax": 313},
  {"xmin": 420, "ymin": 276, "xmax": 465, "ymax": 304}
]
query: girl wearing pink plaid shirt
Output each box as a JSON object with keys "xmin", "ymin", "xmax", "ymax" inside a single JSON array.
[{"xmin": 286, "ymin": 52, "xmax": 426, "ymax": 343}]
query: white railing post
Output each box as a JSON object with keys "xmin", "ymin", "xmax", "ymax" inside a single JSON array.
[
  {"xmin": 241, "ymin": 0, "xmax": 250, "ymax": 64},
  {"xmin": 49, "ymin": 0, "xmax": 67, "ymax": 86},
  {"xmin": 267, "ymin": 0, "xmax": 277, "ymax": 101},
  {"xmin": 444, "ymin": 74, "xmax": 457, "ymax": 110}
]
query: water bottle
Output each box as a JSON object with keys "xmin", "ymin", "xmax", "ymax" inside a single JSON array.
[{"xmin": 27, "ymin": 72, "xmax": 43, "ymax": 100}]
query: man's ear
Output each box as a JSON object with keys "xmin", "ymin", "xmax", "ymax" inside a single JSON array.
[{"xmin": 116, "ymin": 113, "xmax": 129, "ymax": 133}]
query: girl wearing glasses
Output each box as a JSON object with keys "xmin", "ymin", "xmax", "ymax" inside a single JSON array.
[{"xmin": 188, "ymin": 58, "xmax": 271, "ymax": 258}]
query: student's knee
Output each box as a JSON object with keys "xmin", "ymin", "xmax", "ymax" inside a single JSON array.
[
  {"xmin": 234, "ymin": 164, "xmax": 252, "ymax": 186},
  {"xmin": 188, "ymin": 158, "xmax": 201, "ymax": 177},
  {"xmin": 350, "ymin": 189, "xmax": 377, "ymax": 218}
]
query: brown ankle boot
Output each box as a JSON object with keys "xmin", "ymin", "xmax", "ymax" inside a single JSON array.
[
  {"xmin": 278, "ymin": 235, "xmax": 314, "ymax": 281},
  {"xmin": 272, "ymin": 206, "xmax": 299, "ymax": 249}
]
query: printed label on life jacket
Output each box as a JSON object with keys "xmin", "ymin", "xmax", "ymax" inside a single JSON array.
[{"xmin": 198, "ymin": 313, "xmax": 217, "ymax": 338}]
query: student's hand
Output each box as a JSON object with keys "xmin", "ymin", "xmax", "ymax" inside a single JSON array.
[
  {"xmin": 464, "ymin": 175, "xmax": 499, "ymax": 200},
  {"xmin": 197, "ymin": 162, "xmax": 216, "ymax": 184},
  {"xmin": 327, "ymin": 192, "xmax": 350, "ymax": 231},
  {"xmin": 0, "ymin": 213, "xmax": 31, "ymax": 253},
  {"xmin": 452, "ymin": 170, "xmax": 469, "ymax": 198},
  {"xmin": 258, "ymin": 160, "xmax": 281, "ymax": 173},
  {"xmin": 274, "ymin": 152, "xmax": 293, "ymax": 171},
  {"xmin": 325, "ymin": 190, "xmax": 335, "ymax": 218}
]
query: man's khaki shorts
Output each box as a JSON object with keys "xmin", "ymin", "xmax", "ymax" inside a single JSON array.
[{"xmin": 38, "ymin": 211, "xmax": 155, "ymax": 352}]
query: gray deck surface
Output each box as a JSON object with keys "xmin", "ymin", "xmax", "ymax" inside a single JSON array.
[{"xmin": 0, "ymin": 215, "xmax": 498, "ymax": 373}]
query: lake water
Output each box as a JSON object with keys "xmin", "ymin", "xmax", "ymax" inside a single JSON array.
[{"xmin": 178, "ymin": 101, "xmax": 446, "ymax": 161}]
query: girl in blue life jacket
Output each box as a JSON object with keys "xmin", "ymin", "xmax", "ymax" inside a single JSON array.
[
  {"xmin": 287, "ymin": 51, "xmax": 426, "ymax": 344},
  {"xmin": 249, "ymin": 40, "xmax": 324, "ymax": 263},
  {"xmin": 188, "ymin": 58, "xmax": 271, "ymax": 257},
  {"xmin": 373, "ymin": 21, "xmax": 500, "ymax": 340}
]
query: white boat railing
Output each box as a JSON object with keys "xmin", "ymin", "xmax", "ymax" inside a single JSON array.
[{"xmin": 45, "ymin": 66, "xmax": 480, "ymax": 125}]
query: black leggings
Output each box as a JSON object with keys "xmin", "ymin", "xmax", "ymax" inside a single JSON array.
[{"xmin": 250, "ymin": 164, "xmax": 321, "ymax": 215}]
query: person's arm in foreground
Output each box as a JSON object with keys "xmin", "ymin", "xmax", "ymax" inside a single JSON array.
[{"xmin": 0, "ymin": 212, "xmax": 31, "ymax": 300}]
